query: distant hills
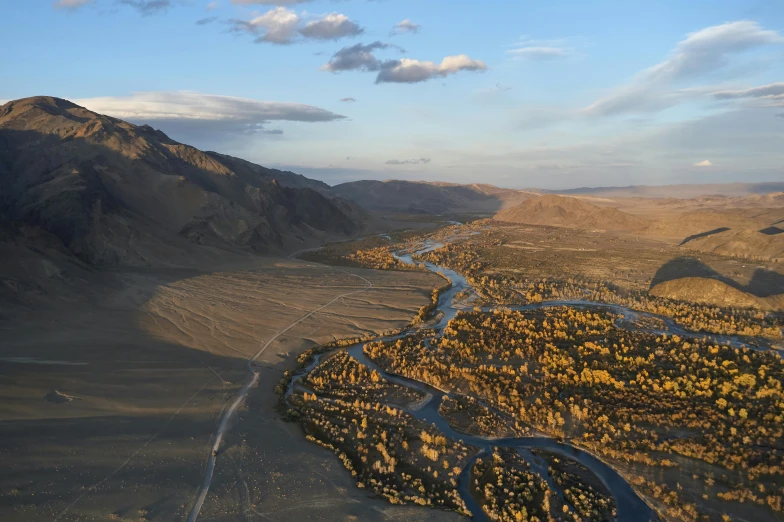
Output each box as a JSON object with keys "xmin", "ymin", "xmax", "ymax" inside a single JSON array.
[
  {"xmin": 332, "ymin": 178, "xmax": 784, "ymax": 220},
  {"xmin": 491, "ymin": 193, "xmax": 784, "ymax": 261},
  {"xmin": 2, "ymin": 94, "xmax": 783, "ymax": 279},
  {"xmin": 331, "ymin": 180, "xmax": 536, "ymax": 214},
  {"xmin": 546, "ymin": 182, "xmax": 784, "ymax": 199},
  {"xmin": 494, "ymin": 195, "xmax": 649, "ymax": 231},
  {"xmin": 0, "ymin": 96, "xmax": 366, "ymax": 268},
  {"xmin": 636, "ymin": 208, "xmax": 783, "ymax": 261}
]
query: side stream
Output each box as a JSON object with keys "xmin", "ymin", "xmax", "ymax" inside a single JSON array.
[{"xmin": 289, "ymin": 238, "xmax": 779, "ymax": 521}]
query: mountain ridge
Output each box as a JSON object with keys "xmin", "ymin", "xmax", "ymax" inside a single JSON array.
[
  {"xmin": 0, "ymin": 96, "xmax": 366, "ymax": 267},
  {"xmin": 331, "ymin": 179, "xmax": 536, "ymax": 214},
  {"xmin": 543, "ymin": 182, "xmax": 784, "ymax": 199}
]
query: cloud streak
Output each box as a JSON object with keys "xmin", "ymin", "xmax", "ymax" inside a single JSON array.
[
  {"xmin": 712, "ymin": 82, "xmax": 784, "ymax": 107},
  {"xmin": 75, "ymin": 91, "xmax": 346, "ymax": 124},
  {"xmin": 507, "ymin": 37, "xmax": 573, "ymax": 61},
  {"xmin": 507, "ymin": 46, "xmax": 569, "ymax": 60},
  {"xmin": 232, "ymin": 0, "xmax": 311, "ymax": 4},
  {"xmin": 582, "ymin": 21, "xmax": 783, "ymax": 117},
  {"xmin": 119, "ymin": 0, "xmax": 172, "ymax": 16},
  {"xmin": 385, "ymin": 158, "xmax": 431, "ymax": 165},
  {"xmin": 390, "ymin": 19, "xmax": 420, "ymax": 36},
  {"xmin": 713, "ymin": 82, "xmax": 784, "ymax": 98},
  {"xmin": 72, "ymin": 91, "xmax": 345, "ymax": 147},
  {"xmin": 53, "ymin": 0, "xmax": 92, "ymax": 9}
]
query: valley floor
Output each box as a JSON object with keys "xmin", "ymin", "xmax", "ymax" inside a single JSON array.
[{"xmin": 0, "ymin": 256, "xmax": 461, "ymax": 522}]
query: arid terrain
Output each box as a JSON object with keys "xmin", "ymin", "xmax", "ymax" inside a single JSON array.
[
  {"xmin": 2, "ymin": 96, "xmax": 783, "ymax": 522},
  {"xmin": 291, "ymin": 206, "xmax": 784, "ymax": 521},
  {"xmin": 0, "ymin": 255, "xmax": 464, "ymax": 522},
  {"xmin": 0, "ymin": 97, "xmax": 464, "ymax": 522}
]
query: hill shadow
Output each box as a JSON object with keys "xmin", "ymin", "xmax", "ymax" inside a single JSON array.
[
  {"xmin": 650, "ymin": 257, "xmax": 738, "ymax": 290},
  {"xmin": 678, "ymin": 227, "xmax": 730, "ymax": 246},
  {"xmin": 747, "ymin": 268, "xmax": 784, "ymax": 297},
  {"xmin": 759, "ymin": 226, "xmax": 783, "ymax": 236},
  {"xmin": 651, "ymin": 257, "xmax": 784, "ymax": 298}
]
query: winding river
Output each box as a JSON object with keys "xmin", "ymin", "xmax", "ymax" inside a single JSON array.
[{"xmin": 289, "ymin": 238, "xmax": 779, "ymax": 522}]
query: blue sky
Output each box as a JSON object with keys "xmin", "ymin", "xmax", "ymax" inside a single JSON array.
[{"xmin": 1, "ymin": 0, "xmax": 782, "ymax": 189}]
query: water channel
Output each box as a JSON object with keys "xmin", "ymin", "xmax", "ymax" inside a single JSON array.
[{"xmin": 289, "ymin": 238, "xmax": 780, "ymax": 521}]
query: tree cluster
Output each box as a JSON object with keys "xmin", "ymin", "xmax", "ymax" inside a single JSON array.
[{"xmin": 366, "ymin": 307, "xmax": 784, "ymax": 520}]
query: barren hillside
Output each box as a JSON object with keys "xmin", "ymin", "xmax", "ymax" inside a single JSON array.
[
  {"xmin": 680, "ymin": 228, "xmax": 784, "ymax": 261},
  {"xmin": 0, "ymin": 97, "xmax": 366, "ymax": 268},
  {"xmin": 494, "ymin": 194, "xmax": 649, "ymax": 230},
  {"xmin": 641, "ymin": 210, "xmax": 762, "ymax": 238},
  {"xmin": 649, "ymin": 277, "xmax": 766, "ymax": 309},
  {"xmin": 332, "ymin": 179, "xmax": 536, "ymax": 214}
]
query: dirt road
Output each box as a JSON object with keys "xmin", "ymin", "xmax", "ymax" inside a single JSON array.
[{"xmin": 186, "ymin": 266, "xmax": 373, "ymax": 522}]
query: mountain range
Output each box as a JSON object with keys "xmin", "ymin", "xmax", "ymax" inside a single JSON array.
[
  {"xmin": 0, "ymin": 96, "xmax": 366, "ymax": 268},
  {"xmin": 2, "ymin": 95, "xmax": 782, "ymax": 287},
  {"xmin": 546, "ymin": 182, "xmax": 784, "ymax": 199}
]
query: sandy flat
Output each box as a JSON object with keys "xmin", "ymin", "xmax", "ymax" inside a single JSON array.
[{"xmin": 0, "ymin": 257, "xmax": 462, "ymax": 522}]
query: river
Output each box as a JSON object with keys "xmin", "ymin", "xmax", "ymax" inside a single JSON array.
[
  {"xmin": 288, "ymin": 240, "xmax": 662, "ymax": 521},
  {"xmin": 289, "ymin": 238, "xmax": 781, "ymax": 521}
]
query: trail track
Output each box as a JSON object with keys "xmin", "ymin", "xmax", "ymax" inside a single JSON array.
[{"xmin": 186, "ymin": 264, "xmax": 373, "ymax": 522}]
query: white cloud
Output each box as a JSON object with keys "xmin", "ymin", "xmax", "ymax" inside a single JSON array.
[
  {"xmin": 232, "ymin": 0, "xmax": 311, "ymax": 4},
  {"xmin": 321, "ymin": 41, "xmax": 399, "ymax": 72},
  {"xmin": 299, "ymin": 13, "xmax": 363, "ymax": 40},
  {"xmin": 231, "ymin": 8, "xmax": 362, "ymax": 44},
  {"xmin": 508, "ymin": 46, "xmax": 568, "ymax": 60},
  {"xmin": 376, "ymin": 55, "xmax": 487, "ymax": 83},
  {"xmin": 507, "ymin": 37, "xmax": 573, "ymax": 61},
  {"xmin": 233, "ymin": 7, "xmax": 300, "ymax": 44},
  {"xmin": 322, "ymin": 44, "xmax": 487, "ymax": 84},
  {"xmin": 53, "ymin": 0, "xmax": 92, "ymax": 8},
  {"xmin": 74, "ymin": 91, "xmax": 345, "ymax": 123},
  {"xmin": 582, "ymin": 21, "xmax": 783, "ymax": 117},
  {"xmin": 119, "ymin": 0, "xmax": 171, "ymax": 16},
  {"xmin": 206, "ymin": 1, "xmax": 219, "ymax": 9},
  {"xmin": 391, "ymin": 19, "xmax": 420, "ymax": 36},
  {"xmin": 713, "ymin": 82, "xmax": 784, "ymax": 98},
  {"xmin": 693, "ymin": 160, "xmax": 713, "ymax": 167},
  {"xmin": 386, "ymin": 158, "xmax": 431, "ymax": 165},
  {"xmin": 72, "ymin": 91, "xmax": 346, "ymax": 148},
  {"xmin": 712, "ymin": 82, "xmax": 784, "ymax": 107}
]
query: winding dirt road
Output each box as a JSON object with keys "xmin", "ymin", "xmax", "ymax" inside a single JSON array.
[{"xmin": 186, "ymin": 264, "xmax": 373, "ymax": 522}]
